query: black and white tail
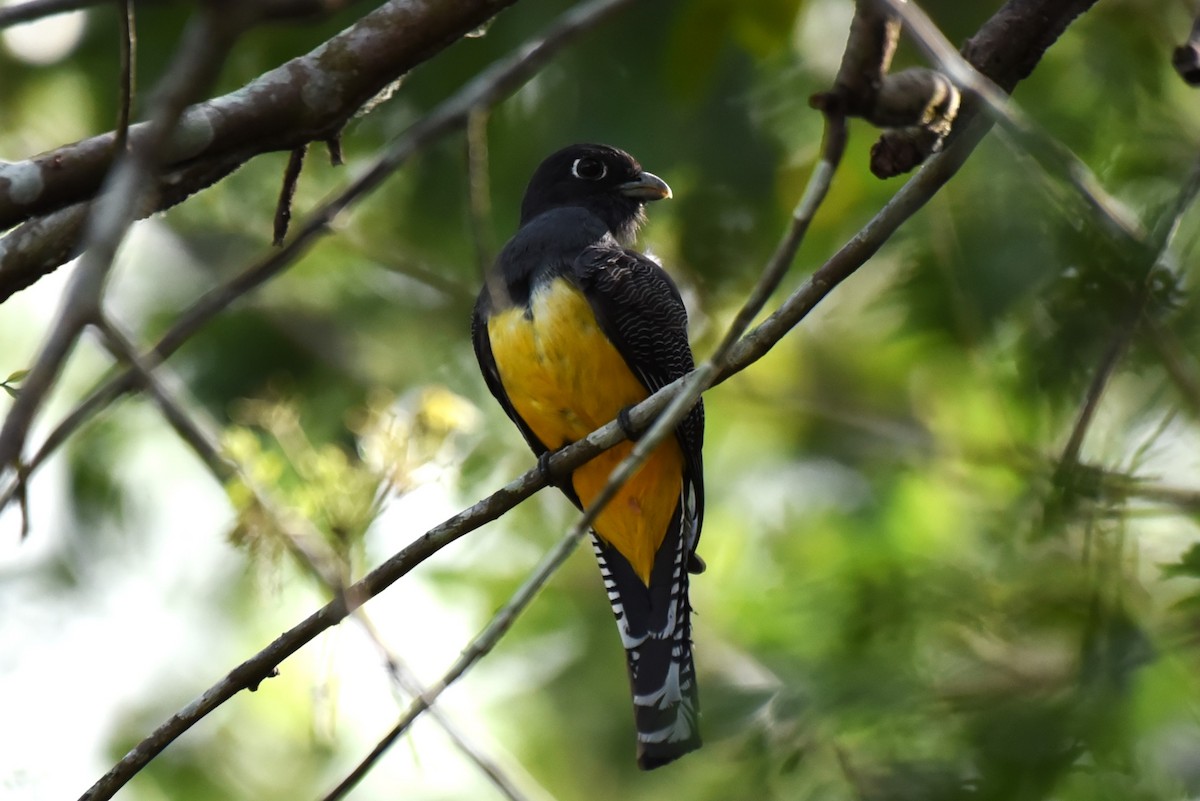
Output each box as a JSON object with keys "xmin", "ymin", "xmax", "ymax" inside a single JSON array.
[{"xmin": 591, "ymin": 500, "xmax": 700, "ymax": 769}]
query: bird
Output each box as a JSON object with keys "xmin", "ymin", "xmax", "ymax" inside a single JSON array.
[{"xmin": 472, "ymin": 143, "xmax": 705, "ymax": 769}]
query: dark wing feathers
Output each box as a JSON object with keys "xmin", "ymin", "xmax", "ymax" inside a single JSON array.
[{"xmin": 572, "ymin": 246, "xmax": 706, "ymax": 549}]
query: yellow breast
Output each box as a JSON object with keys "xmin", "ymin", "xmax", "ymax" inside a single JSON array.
[{"xmin": 487, "ymin": 277, "xmax": 683, "ymax": 585}]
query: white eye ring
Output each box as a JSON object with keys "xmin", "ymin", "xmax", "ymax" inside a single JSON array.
[{"xmin": 571, "ymin": 157, "xmax": 607, "ymax": 181}]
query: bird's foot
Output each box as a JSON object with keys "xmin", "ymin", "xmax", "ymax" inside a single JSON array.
[
  {"xmin": 617, "ymin": 406, "xmax": 642, "ymax": 441},
  {"xmin": 536, "ymin": 451, "xmax": 557, "ymax": 486}
]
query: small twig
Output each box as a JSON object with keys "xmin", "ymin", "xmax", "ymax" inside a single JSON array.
[
  {"xmin": 325, "ymin": 134, "xmax": 344, "ymax": 166},
  {"xmin": 15, "ymin": 463, "xmax": 30, "ymax": 541},
  {"xmin": 115, "ymin": 0, "xmax": 136, "ymax": 154},
  {"xmin": 92, "ymin": 316, "xmax": 234, "ymax": 483},
  {"xmin": 274, "ymin": 145, "xmax": 308, "ymax": 245},
  {"xmin": 466, "ymin": 107, "xmax": 494, "ymax": 276}
]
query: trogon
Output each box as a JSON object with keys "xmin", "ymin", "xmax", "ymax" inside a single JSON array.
[{"xmin": 472, "ymin": 143, "xmax": 706, "ymax": 769}]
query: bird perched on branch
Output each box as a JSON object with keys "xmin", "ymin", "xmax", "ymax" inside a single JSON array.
[{"xmin": 472, "ymin": 143, "xmax": 705, "ymax": 769}]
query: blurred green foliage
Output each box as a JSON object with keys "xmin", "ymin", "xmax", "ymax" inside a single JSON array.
[{"xmin": 6, "ymin": 0, "xmax": 1200, "ymax": 799}]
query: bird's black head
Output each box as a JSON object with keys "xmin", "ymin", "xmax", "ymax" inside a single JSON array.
[{"xmin": 518, "ymin": 143, "xmax": 671, "ymax": 244}]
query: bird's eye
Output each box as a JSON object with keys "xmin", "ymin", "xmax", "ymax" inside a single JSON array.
[{"xmin": 571, "ymin": 157, "xmax": 607, "ymax": 181}]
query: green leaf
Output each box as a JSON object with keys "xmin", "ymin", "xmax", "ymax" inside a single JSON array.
[
  {"xmin": 1161, "ymin": 543, "xmax": 1200, "ymax": 579},
  {"xmin": 2, "ymin": 384, "xmax": 17, "ymax": 399},
  {"xmin": 4, "ymin": 368, "xmax": 28, "ymax": 384}
]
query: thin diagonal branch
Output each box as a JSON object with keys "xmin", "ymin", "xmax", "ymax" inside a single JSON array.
[
  {"xmin": 274, "ymin": 145, "xmax": 309, "ymax": 245},
  {"xmin": 99, "ymin": 307, "xmax": 543, "ymax": 798},
  {"xmin": 355, "ymin": 614, "xmax": 549, "ymax": 801}
]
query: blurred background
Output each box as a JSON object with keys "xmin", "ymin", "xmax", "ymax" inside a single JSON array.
[{"xmin": 4, "ymin": 0, "xmax": 1200, "ymax": 799}]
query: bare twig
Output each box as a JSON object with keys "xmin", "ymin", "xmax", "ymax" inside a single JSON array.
[
  {"xmin": 274, "ymin": 145, "xmax": 309, "ymax": 245},
  {"xmin": 325, "ymin": 134, "xmax": 345, "ymax": 166},
  {"xmin": 115, "ymin": 0, "xmax": 136, "ymax": 153},
  {"xmin": 92, "ymin": 316, "xmax": 234, "ymax": 483},
  {"xmin": 466, "ymin": 107, "xmax": 495, "ymax": 276}
]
